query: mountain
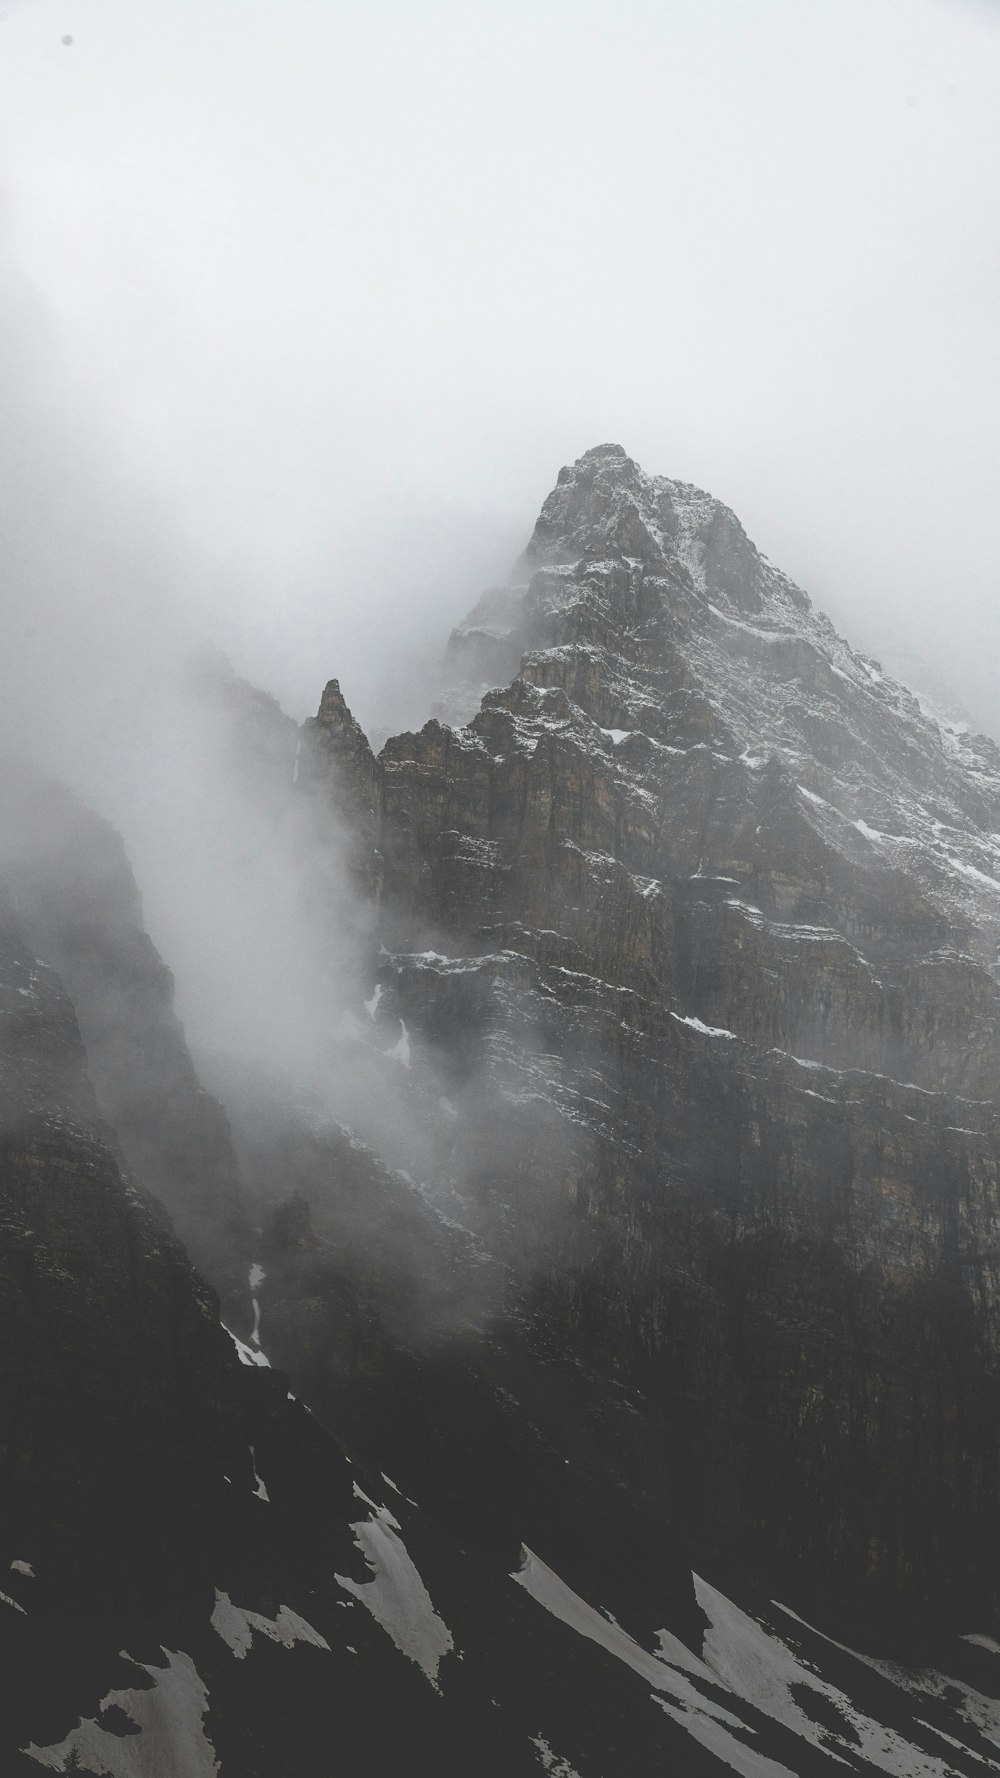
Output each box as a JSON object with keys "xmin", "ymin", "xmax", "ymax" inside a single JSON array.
[
  {"xmin": 2, "ymin": 445, "xmax": 1000, "ymax": 1774},
  {"xmin": 298, "ymin": 442, "xmax": 1000, "ymax": 1607}
]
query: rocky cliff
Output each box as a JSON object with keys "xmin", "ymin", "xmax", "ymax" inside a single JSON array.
[
  {"xmin": 288, "ymin": 444, "xmax": 1000, "ymax": 1623},
  {"xmin": 3, "ymin": 445, "xmax": 1000, "ymax": 1775}
]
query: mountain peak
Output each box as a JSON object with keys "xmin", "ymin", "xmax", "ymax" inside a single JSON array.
[
  {"xmin": 574, "ymin": 440, "xmax": 631, "ymax": 464},
  {"xmin": 523, "ymin": 445, "xmax": 776, "ymax": 626}
]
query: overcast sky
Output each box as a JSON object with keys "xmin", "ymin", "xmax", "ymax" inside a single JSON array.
[{"xmin": 0, "ymin": 0, "xmax": 998, "ymax": 732}]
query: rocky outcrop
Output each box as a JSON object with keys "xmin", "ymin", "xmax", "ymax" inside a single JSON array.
[{"xmin": 299, "ymin": 678, "xmax": 383, "ymax": 896}]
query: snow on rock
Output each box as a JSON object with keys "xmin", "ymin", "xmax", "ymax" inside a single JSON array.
[
  {"xmin": 336, "ymin": 1508, "xmax": 453, "ymax": 1688},
  {"xmin": 249, "ymin": 1445, "xmax": 269, "ymax": 1502},
  {"xmin": 773, "ymin": 1600, "xmax": 1000, "ymax": 1754},
  {"xmin": 379, "ymin": 1471, "xmax": 418, "ymax": 1507},
  {"xmin": 696, "ymin": 1577, "xmax": 957, "ymax": 1777},
  {"xmin": 0, "ymin": 1589, "xmax": 26, "ymax": 1614},
  {"xmin": 211, "ymin": 1589, "xmax": 329, "ymax": 1661},
  {"xmin": 514, "ymin": 1546, "xmax": 718, "ymax": 1695},
  {"xmin": 651, "ymin": 1703, "xmax": 799, "ymax": 1778},
  {"xmin": 918, "ymin": 1676, "xmax": 1000, "ymax": 1758},
  {"xmin": 696, "ymin": 1575, "xmax": 852, "ymax": 1751},
  {"xmin": 353, "ymin": 1479, "xmax": 394, "ymax": 1518},
  {"xmin": 512, "ymin": 1546, "xmax": 796, "ymax": 1778},
  {"xmin": 247, "ymin": 1262, "xmax": 267, "ymax": 1349},
  {"xmin": 671, "ymin": 1012, "xmax": 739, "ymax": 1040},
  {"xmin": 944, "ymin": 853, "xmax": 1000, "ymax": 894},
  {"xmin": 223, "ymin": 1324, "xmax": 270, "ymax": 1369},
  {"xmin": 531, "ymin": 1733, "xmax": 584, "ymax": 1775},
  {"xmin": 211, "ymin": 1592, "xmax": 253, "ymax": 1660},
  {"xmin": 23, "ymin": 1649, "xmax": 218, "ymax": 1777},
  {"xmin": 797, "ymin": 784, "xmax": 834, "ymax": 810},
  {"xmin": 963, "ymin": 1635, "xmax": 1000, "ymax": 1657}
]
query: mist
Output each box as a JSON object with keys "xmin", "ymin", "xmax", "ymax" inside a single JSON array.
[
  {"xmin": 0, "ymin": 0, "xmax": 998, "ymax": 1182},
  {"xmin": 0, "ymin": 1, "xmax": 996, "ymax": 720}
]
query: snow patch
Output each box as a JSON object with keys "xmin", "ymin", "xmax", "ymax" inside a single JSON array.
[
  {"xmin": 23, "ymin": 1649, "xmax": 217, "ymax": 1777},
  {"xmin": 725, "ymin": 1590, "xmax": 968, "ymax": 1775},
  {"xmin": 651, "ymin": 1703, "xmax": 799, "ymax": 1777},
  {"xmin": 352, "ymin": 1479, "xmax": 398, "ymax": 1522},
  {"xmin": 963, "ymin": 1634, "xmax": 1000, "ymax": 1656},
  {"xmin": 249, "ymin": 1445, "xmax": 269, "ymax": 1502},
  {"xmin": 531, "ymin": 1733, "xmax": 584, "ymax": 1775},
  {"xmin": 211, "ymin": 1589, "xmax": 329, "ymax": 1661},
  {"xmin": 336, "ymin": 1508, "xmax": 453, "ymax": 1687},
  {"xmin": 386, "ymin": 1019, "xmax": 411, "ymax": 1067},
  {"xmin": 513, "ymin": 1546, "xmax": 716, "ymax": 1694},
  {"xmin": 671, "ymin": 1012, "xmax": 738, "ymax": 1040},
  {"xmin": 1, "ymin": 1589, "xmax": 26, "ymax": 1614},
  {"xmin": 783, "ymin": 1601, "xmax": 1000, "ymax": 1751},
  {"xmin": 795, "ymin": 1630, "xmax": 1000, "ymax": 1758},
  {"xmin": 945, "ymin": 854, "xmax": 1000, "ymax": 894},
  {"xmin": 512, "ymin": 1547, "xmax": 795, "ymax": 1777},
  {"xmin": 223, "ymin": 1324, "xmax": 271, "ymax": 1369},
  {"xmin": 797, "ymin": 783, "xmax": 833, "ymax": 809},
  {"xmin": 248, "ymin": 1262, "xmax": 266, "ymax": 1354},
  {"xmin": 247, "ymin": 1265, "xmax": 265, "ymax": 1347},
  {"xmin": 10, "ymin": 1560, "xmax": 33, "ymax": 1578},
  {"xmin": 380, "ymin": 1471, "xmax": 417, "ymax": 1506},
  {"xmin": 364, "ymin": 981, "xmax": 383, "ymax": 1018}
]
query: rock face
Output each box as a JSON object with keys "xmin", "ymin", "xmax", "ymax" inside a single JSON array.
[
  {"xmin": 0, "ymin": 883, "xmax": 686, "ymax": 1778},
  {"xmin": 295, "ymin": 444, "xmax": 1000, "ymax": 1623},
  {"xmin": 4, "ymin": 445, "xmax": 1000, "ymax": 1775},
  {"xmin": 0, "ymin": 893, "xmax": 346, "ymax": 1772},
  {"xmin": 14, "ymin": 885, "xmax": 997, "ymax": 1778}
]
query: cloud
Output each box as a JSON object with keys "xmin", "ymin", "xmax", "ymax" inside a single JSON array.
[
  {"xmin": 0, "ymin": 0, "xmax": 995, "ymax": 731},
  {"xmin": 1, "ymin": 0, "xmax": 999, "ymax": 1093}
]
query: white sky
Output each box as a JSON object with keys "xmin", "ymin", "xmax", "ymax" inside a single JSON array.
[{"xmin": 0, "ymin": 0, "xmax": 998, "ymax": 731}]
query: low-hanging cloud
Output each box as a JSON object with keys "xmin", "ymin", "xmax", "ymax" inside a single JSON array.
[{"xmin": 0, "ymin": 235, "xmax": 530, "ymax": 1241}]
